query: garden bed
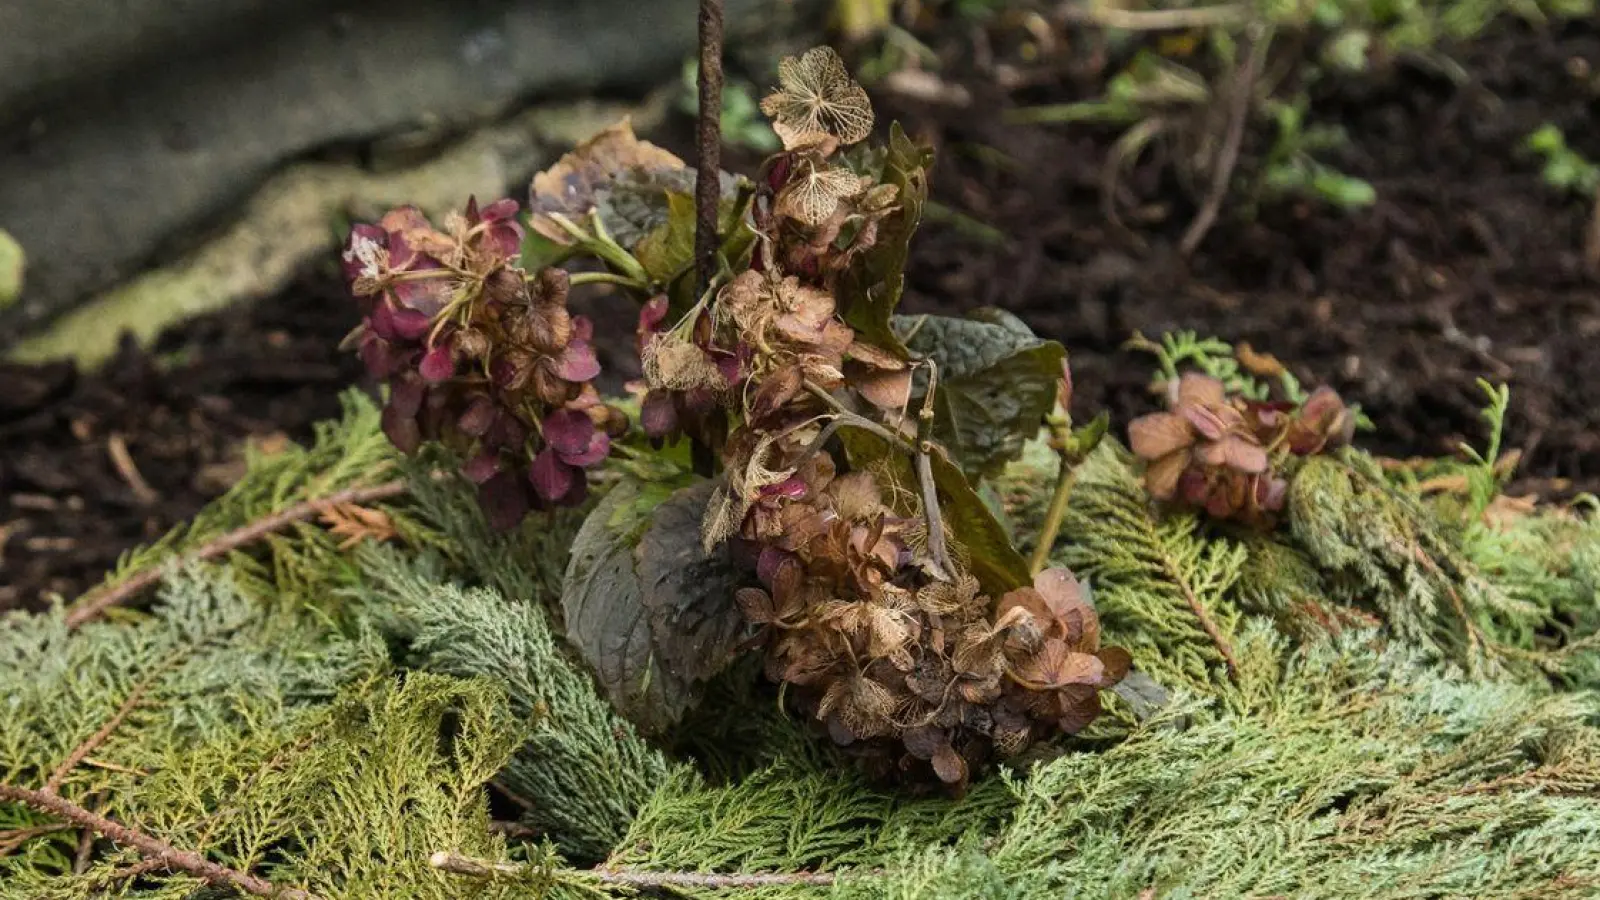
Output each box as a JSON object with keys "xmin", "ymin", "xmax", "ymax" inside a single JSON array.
[{"xmin": 3, "ymin": 18, "xmax": 1596, "ymax": 610}]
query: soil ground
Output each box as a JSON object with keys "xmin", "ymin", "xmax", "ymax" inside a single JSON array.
[{"xmin": 2, "ymin": 17, "xmax": 1596, "ymax": 612}]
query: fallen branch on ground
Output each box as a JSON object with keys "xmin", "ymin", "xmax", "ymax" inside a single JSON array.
[
  {"xmin": 429, "ymin": 851, "xmax": 840, "ymax": 888},
  {"xmin": 65, "ymin": 479, "xmax": 409, "ymax": 630},
  {"xmin": 0, "ymin": 783, "xmax": 320, "ymax": 900}
]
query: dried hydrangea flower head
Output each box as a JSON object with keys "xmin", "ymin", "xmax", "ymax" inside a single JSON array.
[
  {"xmin": 760, "ymin": 46, "xmax": 875, "ymax": 151},
  {"xmin": 340, "ymin": 198, "xmax": 614, "ymax": 530},
  {"xmin": 731, "ymin": 450, "xmax": 1127, "ymax": 788},
  {"xmin": 1129, "ymin": 372, "xmax": 1355, "ymax": 524}
]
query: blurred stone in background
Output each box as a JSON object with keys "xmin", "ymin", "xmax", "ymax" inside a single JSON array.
[{"xmin": 0, "ymin": 0, "xmax": 766, "ymax": 356}]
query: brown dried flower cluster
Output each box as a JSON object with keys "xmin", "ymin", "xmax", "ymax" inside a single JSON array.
[
  {"xmin": 1129, "ymin": 373, "xmax": 1355, "ymax": 523},
  {"xmin": 736, "ymin": 451, "xmax": 1129, "ymax": 785},
  {"xmin": 686, "ymin": 50, "xmax": 1128, "ymax": 787}
]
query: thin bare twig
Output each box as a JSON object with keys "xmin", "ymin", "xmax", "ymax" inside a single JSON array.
[
  {"xmin": 695, "ymin": 0, "xmax": 726, "ymax": 297},
  {"xmin": 0, "ymin": 823, "xmax": 72, "ymax": 857},
  {"xmin": 1165, "ymin": 554, "xmax": 1240, "ymax": 680},
  {"xmin": 0, "ymin": 783, "xmax": 319, "ymax": 899},
  {"xmin": 107, "ymin": 433, "xmax": 159, "ymax": 506},
  {"xmin": 44, "ymin": 671, "xmax": 160, "ymax": 795},
  {"xmin": 488, "ymin": 820, "xmax": 541, "ymax": 841},
  {"xmin": 430, "ymin": 851, "xmax": 839, "ymax": 887},
  {"xmin": 1179, "ymin": 29, "xmax": 1267, "ymax": 258},
  {"xmin": 913, "ymin": 360, "xmax": 955, "ymax": 580},
  {"xmin": 1057, "ymin": 2, "xmax": 1251, "ymax": 30},
  {"xmin": 65, "ymin": 479, "xmax": 409, "ymax": 630}
]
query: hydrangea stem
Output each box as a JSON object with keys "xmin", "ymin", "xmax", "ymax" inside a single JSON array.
[
  {"xmin": 695, "ymin": 0, "xmax": 725, "ymax": 298},
  {"xmin": 1028, "ymin": 455, "xmax": 1078, "ymax": 575}
]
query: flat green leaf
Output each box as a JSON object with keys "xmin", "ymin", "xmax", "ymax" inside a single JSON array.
[
  {"xmin": 895, "ymin": 309, "xmax": 1066, "ymax": 481},
  {"xmin": 561, "ymin": 477, "xmax": 753, "ymax": 734},
  {"xmin": 634, "ymin": 191, "xmax": 698, "ymax": 285},
  {"xmin": 838, "ymin": 426, "xmax": 1031, "ymax": 598},
  {"xmin": 835, "ymin": 122, "xmax": 932, "ymax": 357},
  {"xmin": 635, "ymin": 186, "xmax": 755, "ymax": 291}
]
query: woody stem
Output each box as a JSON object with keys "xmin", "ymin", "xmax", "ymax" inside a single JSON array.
[{"xmin": 695, "ymin": 0, "xmax": 726, "ymax": 298}]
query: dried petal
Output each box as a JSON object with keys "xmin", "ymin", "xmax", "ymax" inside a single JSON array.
[
  {"xmin": 463, "ymin": 451, "xmax": 501, "ymax": 484},
  {"xmin": 530, "ymin": 447, "xmax": 578, "ymax": 503},
  {"xmin": 556, "ymin": 341, "xmax": 602, "ymax": 383},
  {"xmin": 559, "ymin": 430, "xmax": 611, "ymax": 468},
  {"xmin": 737, "ymin": 587, "xmax": 777, "ymax": 625},
  {"xmin": 1198, "ymin": 435, "xmax": 1269, "ymax": 475},
  {"xmin": 419, "ymin": 344, "xmax": 455, "ymax": 383},
  {"xmin": 749, "ymin": 364, "xmax": 804, "ymax": 423},
  {"xmin": 543, "ymin": 408, "xmax": 595, "ymax": 456},
  {"xmin": 1143, "ymin": 451, "xmax": 1190, "ymax": 501},
  {"xmin": 760, "ymin": 46, "xmax": 875, "ymax": 148},
  {"xmin": 382, "ymin": 406, "xmax": 421, "ymax": 455},
  {"xmin": 1174, "ymin": 372, "xmax": 1226, "ymax": 408},
  {"xmin": 640, "ymin": 389, "xmax": 680, "ymax": 438},
  {"xmin": 457, "ymin": 395, "xmax": 497, "ymax": 436},
  {"xmin": 930, "ymin": 743, "xmax": 967, "ymax": 785},
  {"xmin": 1128, "ymin": 412, "xmax": 1193, "ymax": 460},
  {"xmin": 775, "ymin": 163, "xmax": 871, "ymax": 226},
  {"xmin": 478, "ymin": 471, "xmax": 530, "ymax": 531}
]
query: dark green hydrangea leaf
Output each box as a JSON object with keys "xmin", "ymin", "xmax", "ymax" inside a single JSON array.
[
  {"xmin": 836, "ymin": 122, "xmax": 932, "ymax": 358},
  {"xmin": 895, "ymin": 308, "xmax": 1067, "ymax": 481},
  {"xmin": 561, "ymin": 477, "xmax": 753, "ymax": 734}
]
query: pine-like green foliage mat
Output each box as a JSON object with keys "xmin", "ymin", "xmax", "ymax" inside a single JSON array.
[{"xmin": 3, "ymin": 390, "xmax": 1599, "ymax": 898}]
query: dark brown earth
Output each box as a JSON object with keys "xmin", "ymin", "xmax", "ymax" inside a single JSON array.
[{"xmin": 2, "ymin": 17, "xmax": 1596, "ymax": 612}]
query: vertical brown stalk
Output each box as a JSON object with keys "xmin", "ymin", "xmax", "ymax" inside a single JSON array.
[{"xmin": 695, "ymin": 0, "xmax": 726, "ymax": 297}]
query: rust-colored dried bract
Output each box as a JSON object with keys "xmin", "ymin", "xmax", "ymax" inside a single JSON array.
[{"xmin": 1129, "ymin": 373, "xmax": 1355, "ymax": 524}]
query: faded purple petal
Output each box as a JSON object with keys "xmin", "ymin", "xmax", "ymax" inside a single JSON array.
[
  {"xmin": 463, "ymin": 450, "xmax": 501, "ymax": 484},
  {"xmin": 484, "ymin": 411, "xmax": 526, "ymax": 450},
  {"xmin": 558, "ymin": 430, "xmax": 610, "ymax": 468},
  {"xmin": 481, "ymin": 198, "xmax": 519, "ymax": 221},
  {"xmin": 759, "ymin": 477, "xmax": 807, "ymax": 500},
  {"xmin": 757, "ymin": 546, "xmax": 796, "ymax": 588},
  {"xmin": 555, "ymin": 341, "xmax": 601, "ymax": 383},
  {"xmin": 391, "ymin": 263, "xmax": 452, "ymax": 317},
  {"xmin": 381, "ymin": 404, "xmax": 421, "ymax": 455},
  {"xmin": 458, "ymin": 395, "xmax": 497, "ymax": 436},
  {"xmin": 359, "ymin": 335, "xmax": 398, "ymax": 379},
  {"xmin": 420, "ymin": 344, "xmax": 455, "ymax": 383},
  {"xmin": 342, "ymin": 224, "xmax": 387, "ymax": 283},
  {"xmin": 478, "ymin": 471, "xmax": 529, "ymax": 531},
  {"xmin": 385, "ymin": 229, "xmax": 417, "ymax": 271},
  {"xmin": 640, "ymin": 390, "xmax": 679, "ymax": 438},
  {"xmin": 638, "ymin": 296, "xmax": 670, "ymax": 335},
  {"xmin": 483, "ymin": 222, "xmax": 522, "ymax": 260},
  {"xmin": 368, "ymin": 302, "xmax": 399, "ymax": 341},
  {"xmin": 530, "ymin": 447, "xmax": 578, "ymax": 503},
  {"xmin": 389, "ymin": 377, "xmax": 424, "ymax": 418},
  {"xmin": 571, "ymin": 315, "xmax": 594, "ymax": 343},
  {"xmin": 542, "ymin": 408, "xmax": 595, "ymax": 456},
  {"xmin": 390, "ymin": 305, "xmax": 432, "ymax": 342}
]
